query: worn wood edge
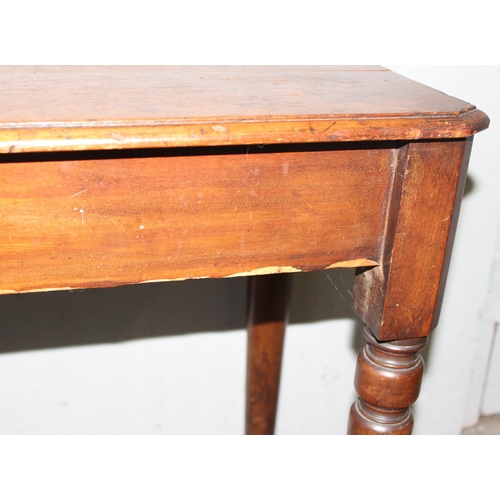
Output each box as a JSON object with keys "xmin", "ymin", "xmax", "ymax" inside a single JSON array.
[
  {"xmin": 352, "ymin": 146, "xmax": 408, "ymax": 338},
  {"xmin": 324, "ymin": 258, "xmax": 378, "ymax": 270},
  {"xmin": 0, "ymin": 278, "xmax": 209, "ymax": 295},
  {"xmin": 226, "ymin": 258, "xmax": 378, "ymax": 278},
  {"xmin": 0, "ymin": 258, "xmax": 379, "ymax": 295},
  {"xmin": 0, "ymin": 109, "xmax": 489, "ymax": 154},
  {"xmin": 0, "ymin": 286, "xmax": 75, "ymax": 295}
]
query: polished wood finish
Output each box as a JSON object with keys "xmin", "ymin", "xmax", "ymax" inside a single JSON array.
[
  {"xmin": 0, "ymin": 66, "xmax": 488, "ymax": 154},
  {"xmin": 246, "ymin": 274, "xmax": 292, "ymax": 435},
  {"xmin": 0, "ymin": 66, "xmax": 490, "ymax": 434},
  {"xmin": 0, "ymin": 146, "xmax": 389, "ymax": 294},
  {"xmin": 353, "ymin": 138, "xmax": 473, "ymax": 341},
  {"xmin": 348, "ymin": 328, "xmax": 427, "ymax": 434}
]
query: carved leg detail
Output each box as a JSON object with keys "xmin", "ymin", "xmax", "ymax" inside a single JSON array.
[
  {"xmin": 245, "ymin": 274, "xmax": 292, "ymax": 435},
  {"xmin": 348, "ymin": 327, "xmax": 428, "ymax": 435}
]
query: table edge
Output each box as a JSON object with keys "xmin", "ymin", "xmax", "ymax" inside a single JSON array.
[{"xmin": 0, "ymin": 108, "xmax": 490, "ymax": 154}]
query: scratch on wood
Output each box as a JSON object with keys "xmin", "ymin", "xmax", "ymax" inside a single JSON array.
[
  {"xmin": 211, "ymin": 125, "xmax": 228, "ymax": 133},
  {"xmin": 322, "ymin": 121, "xmax": 336, "ymax": 133},
  {"xmin": 71, "ymin": 189, "xmax": 87, "ymax": 198}
]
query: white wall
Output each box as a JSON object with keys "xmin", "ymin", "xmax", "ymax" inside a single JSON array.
[
  {"xmin": 0, "ymin": 66, "xmax": 498, "ymax": 434},
  {"xmin": 387, "ymin": 66, "xmax": 500, "ymax": 433}
]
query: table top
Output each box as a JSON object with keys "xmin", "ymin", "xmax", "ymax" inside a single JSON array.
[
  {"xmin": 0, "ymin": 66, "xmax": 489, "ymax": 153},
  {"xmin": 0, "ymin": 66, "xmax": 490, "ymax": 295}
]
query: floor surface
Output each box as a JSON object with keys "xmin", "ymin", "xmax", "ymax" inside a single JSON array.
[{"xmin": 462, "ymin": 414, "xmax": 500, "ymax": 434}]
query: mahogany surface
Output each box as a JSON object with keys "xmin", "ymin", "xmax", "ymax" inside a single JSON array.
[
  {"xmin": 0, "ymin": 146, "xmax": 389, "ymax": 293},
  {"xmin": 0, "ymin": 66, "xmax": 488, "ymax": 154},
  {"xmin": 0, "ymin": 66, "xmax": 490, "ymax": 434}
]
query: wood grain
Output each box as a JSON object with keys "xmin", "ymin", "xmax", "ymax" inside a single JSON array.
[
  {"xmin": 353, "ymin": 138, "xmax": 473, "ymax": 340},
  {"xmin": 0, "ymin": 66, "xmax": 491, "ymax": 435},
  {"xmin": 0, "ymin": 67, "xmax": 489, "ymax": 153},
  {"xmin": 246, "ymin": 274, "xmax": 292, "ymax": 435},
  {"xmin": 0, "ymin": 145, "xmax": 393, "ymax": 294}
]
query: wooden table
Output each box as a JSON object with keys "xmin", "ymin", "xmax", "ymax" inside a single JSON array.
[{"xmin": 0, "ymin": 66, "xmax": 489, "ymax": 434}]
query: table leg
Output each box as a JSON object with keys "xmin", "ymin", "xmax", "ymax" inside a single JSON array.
[
  {"xmin": 347, "ymin": 327, "xmax": 427, "ymax": 434},
  {"xmin": 348, "ymin": 139, "xmax": 473, "ymax": 435},
  {"xmin": 245, "ymin": 274, "xmax": 292, "ymax": 435}
]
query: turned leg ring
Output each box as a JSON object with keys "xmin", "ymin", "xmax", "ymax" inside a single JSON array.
[{"xmin": 348, "ymin": 327, "xmax": 428, "ymax": 435}]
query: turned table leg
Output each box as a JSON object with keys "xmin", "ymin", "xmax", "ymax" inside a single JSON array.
[
  {"xmin": 245, "ymin": 274, "xmax": 292, "ymax": 435},
  {"xmin": 348, "ymin": 328, "xmax": 427, "ymax": 434}
]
